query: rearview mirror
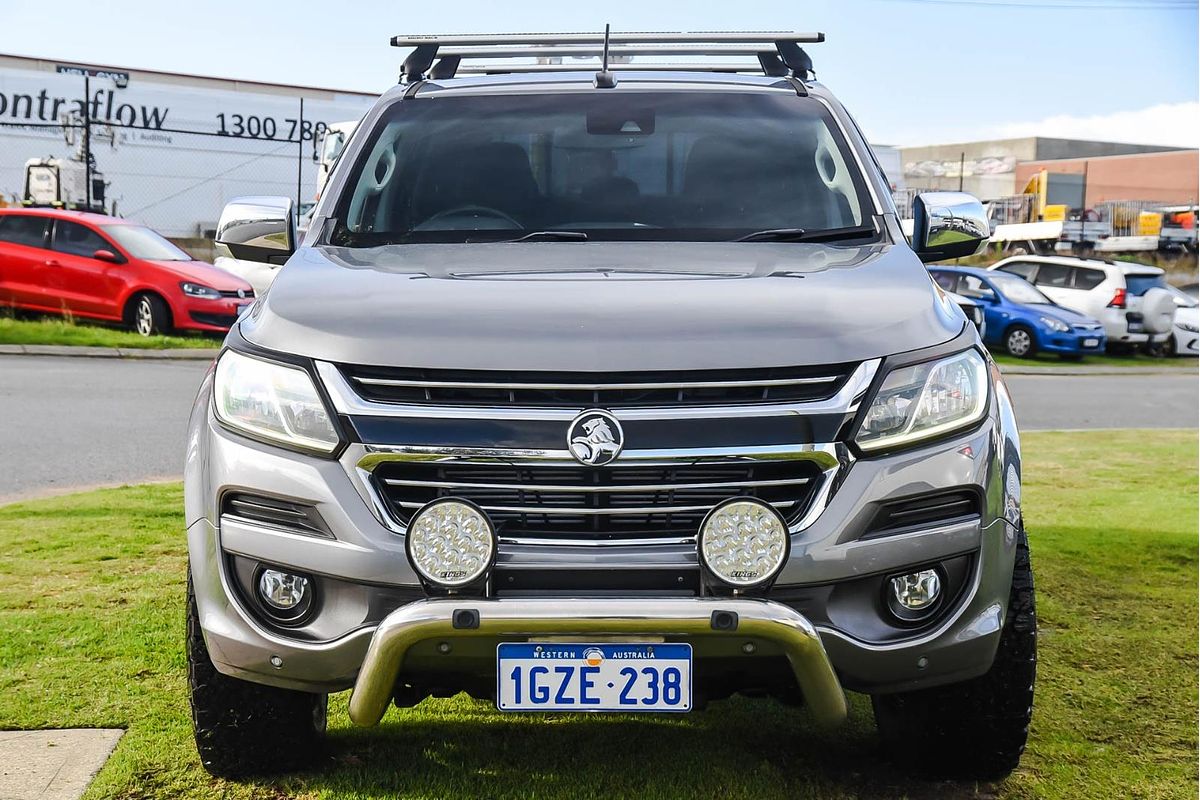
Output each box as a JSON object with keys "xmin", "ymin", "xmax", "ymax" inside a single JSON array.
[
  {"xmin": 215, "ymin": 196, "xmax": 295, "ymax": 264},
  {"xmin": 912, "ymin": 192, "xmax": 990, "ymax": 263},
  {"xmin": 93, "ymin": 249, "xmax": 121, "ymax": 263}
]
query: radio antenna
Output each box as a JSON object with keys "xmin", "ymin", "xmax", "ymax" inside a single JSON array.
[{"xmin": 594, "ymin": 24, "xmax": 616, "ymax": 88}]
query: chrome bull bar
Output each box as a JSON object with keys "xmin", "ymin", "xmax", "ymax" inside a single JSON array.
[{"xmin": 348, "ymin": 597, "xmax": 848, "ymax": 726}]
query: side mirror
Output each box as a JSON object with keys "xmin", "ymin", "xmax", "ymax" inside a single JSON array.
[
  {"xmin": 93, "ymin": 249, "xmax": 121, "ymax": 263},
  {"xmin": 912, "ymin": 192, "xmax": 990, "ymax": 263},
  {"xmin": 215, "ymin": 196, "xmax": 295, "ymax": 264}
]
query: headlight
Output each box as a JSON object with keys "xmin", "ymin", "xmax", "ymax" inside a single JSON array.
[
  {"xmin": 213, "ymin": 350, "xmax": 340, "ymax": 453},
  {"xmin": 1039, "ymin": 316, "xmax": 1070, "ymax": 333},
  {"xmin": 181, "ymin": 281, "xmax": 221, "ymax": 299},
  {"xmin": 406, "ymin": 499, "xmax": 496, "ymax": 588},
  {"xmin": 1177, "ymin": 321, "xmax": 1199, "ymax": 333},
  {"xmin": 698, "ymin": 498, "xmax": 789, "ymax": 589},
  {"xmin": 856, "ymin": 349, "xmax": 988, "ymax": 452}
]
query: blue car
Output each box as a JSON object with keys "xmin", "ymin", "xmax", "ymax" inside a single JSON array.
[{"xmin": 930, "ymin": 266, "xmax": 1107, "ymax": 359}]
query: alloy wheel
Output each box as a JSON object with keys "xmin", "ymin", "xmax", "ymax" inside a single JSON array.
[{"xmin": 136, "ymin": 298, "xmax": 154, "ymax": 336}]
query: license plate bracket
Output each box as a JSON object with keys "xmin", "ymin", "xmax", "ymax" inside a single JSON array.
[{"xmin": 496, "ymin": 642, "xmax": 692, "ymax": 712}]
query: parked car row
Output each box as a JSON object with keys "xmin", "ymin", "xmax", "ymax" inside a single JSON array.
[
  {"xmin": 933, "ymin": 254, "xmax": 1196, "ymax": 359},
  {"xmin": 0, "ymin": 208, "xmax": 255, "ymax": 336}
]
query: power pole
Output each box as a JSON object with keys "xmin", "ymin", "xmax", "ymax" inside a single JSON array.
[
  {"xmin": 1079, "ymin": 160, "xmax": 1089, "ymax": 244},
  {"xmin": 83, "ymin": 74, "xmax": 92, "ymax": 211},
  {"xmin": 296, "ymin": 97, "xmax": 304, "ymax": 226},
  {"xmin": 958, "ymin": 151, "xmax": 965, "ymax": 193}
]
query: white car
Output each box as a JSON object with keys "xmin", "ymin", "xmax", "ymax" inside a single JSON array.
[
  {"xmin": 214, "ymin": 254, "xmax": 280, "ymax": 297},
  {"xmin": 989, "ymin": 256, "xmax": 1175, "ymax": 351},
  {"xmin": 1164, "ymin": 285, "xmax": 1199, "ymax": 357}
]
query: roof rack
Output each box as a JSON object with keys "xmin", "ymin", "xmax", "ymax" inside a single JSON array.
[{"xmin": 391, "ymin": 31, "xmax": 824, "ymax": 84}]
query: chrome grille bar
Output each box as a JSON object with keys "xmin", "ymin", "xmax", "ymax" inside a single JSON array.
[
  {"xmin": 381, "ymin": 476, "xmax": 810, "ymax": 493},
  {"xmin": 351, "ymin": 375, "xmax": 840, "ymax": 391}
]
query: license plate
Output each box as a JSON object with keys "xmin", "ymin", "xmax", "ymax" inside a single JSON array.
[
  {"xmin": 236, "ymin": 303, "xmax": 252, "ymax": 316},
  {"xmin": 1083, "ymin": 338, "xmax": 1100, "ymax": 347},
  {"xmin": 1128, "ymin": 322, "xmax": 1144, "ymax": 333},
  {"xmin": 496, "ymin": 642, "xmax": 692, "ymax": 712}
]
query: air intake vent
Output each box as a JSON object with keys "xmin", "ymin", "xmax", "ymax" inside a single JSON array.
[
  {"xmin": 867, "ymin": 490, "xmax": 980, "ymax": 536},
  {"xmin": 220, "ymin": 493, "xmax": 330, "ymax": 537}
]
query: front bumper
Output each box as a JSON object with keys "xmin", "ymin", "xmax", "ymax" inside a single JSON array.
[
  {"xmin": 1038, "ymin": 330, "xmax": 1106, "ymax": 355},
  {"xmin": 348, "ymin": 597, "xmax": 846, "ymax": 726},
  {"xmin": 185, "ymin": 334, "xmax": 1025, "ymax": 707},
  {"xmin": 174, "ymin": 296, "xmax": 252, "ymax": 332}
]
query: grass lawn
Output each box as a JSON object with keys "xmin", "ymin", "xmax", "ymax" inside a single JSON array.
[
  {"xmin": 989, "ymin": 350, "xmax": 1196, "ymax": 369},
  {"xmin": 0, "ymin": 431, "xmax": 1195, "ymax": 799},
  {"xmin": 0, "ymin": 316, "xmax": 219, "ymax": 350}
]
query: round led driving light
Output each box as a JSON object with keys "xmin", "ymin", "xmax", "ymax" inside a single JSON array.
[
  {"xmin": 699, "ymin": 498, "xmax": 790, "ymax": 589},
  {"xmin": 406, "ymin": 498, "xmax": 496, "ymax": 588}
]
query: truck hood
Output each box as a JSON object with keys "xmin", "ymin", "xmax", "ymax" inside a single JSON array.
[{"xmin": 239, "ymin": 241, "xmax": 962, "ymax": 371}]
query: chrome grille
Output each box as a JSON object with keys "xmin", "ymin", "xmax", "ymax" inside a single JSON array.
[
  {"xmin": 340, "ymin": 363, "xmax": 854, "ymax": 408},
  {"xmin": 371, "ymin": 461, "xmax": 823, "ymax": 542}
]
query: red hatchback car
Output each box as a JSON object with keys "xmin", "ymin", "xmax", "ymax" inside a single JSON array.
[{"xmin": 0, "ymin": 208, "xmax": 255, "ymax": 336}]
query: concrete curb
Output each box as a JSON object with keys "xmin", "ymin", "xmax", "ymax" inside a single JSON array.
[{"xmin": 0, "ymin": 344, "xmax": 218, "ymax": 360}]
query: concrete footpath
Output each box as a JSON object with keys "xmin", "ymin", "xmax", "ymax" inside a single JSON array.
[{"xmin": 0, "ymin": 730, "xmax": 123, "ymax": 800}]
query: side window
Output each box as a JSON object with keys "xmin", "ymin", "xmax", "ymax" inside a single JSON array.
[
  {"xmin": 1073, "ymin": 267, "xmax": 1105, "ymax": 290},
  {"xmin": 960, "ymin": 276, "xmax": 997, "ymax": 301},
  {"xmin": 932, "ymin": 271, "xmax": 959, "ymax": 292},
  {"xmin": 51, "ymin": 221, "xmax": 111, "ymax": 259},
  {"xmin": 1034, "ymin": 263, "xmax": 1071, "ymax": 288},
  {"xmin": 0, "ymin": 215, "xmax": 49, "ymax": 248},
  {"xmin": 999, "ymin": 261, "xmax": 1037, "ymax": 281}
]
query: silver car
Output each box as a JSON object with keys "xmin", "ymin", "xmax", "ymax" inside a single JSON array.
[{"xmin": 185, "ymin": 31, "xmax": 1034, "ymax": 781}]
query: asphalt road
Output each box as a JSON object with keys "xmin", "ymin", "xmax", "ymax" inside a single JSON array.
[{"xmin": 0, "ymin": 356, "xmax": 1195, "ymax": 503}]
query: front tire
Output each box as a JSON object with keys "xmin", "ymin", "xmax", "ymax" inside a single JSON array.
[
  {"xmin": 188, "ymin": 573, "xmax": 327, "ymax": 777},
  {"xmin": 1003, "ymin": 325, "xmax": 1038, "ymax": 358},
  {"xmin": 128, "ymin": 293, "xmax": 172, "ymax": 337},
  {"xmin": 873, "ymin": 526, "xmax": 1036, "ymax": 780}
]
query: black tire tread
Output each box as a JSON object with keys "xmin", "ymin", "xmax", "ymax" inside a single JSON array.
[
  {"xmin": 873, "ymin": 526, "xmax": 1036, "ymax": 780},
  {"xmin": 187, "ymin": 573, "xmax": 327, "ymax": 777}
]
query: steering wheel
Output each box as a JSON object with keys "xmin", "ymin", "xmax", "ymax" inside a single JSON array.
[{"xmin": 417, "ymin": 205, "xmax": 521, "ymax": 230}]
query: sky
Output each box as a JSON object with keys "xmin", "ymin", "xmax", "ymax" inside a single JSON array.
[{"xmin": 0, "ymin": 0, "xmax": 1196, "ymax": 147}]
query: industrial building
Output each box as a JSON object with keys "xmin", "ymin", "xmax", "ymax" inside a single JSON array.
[{"xmin": 900, "ymin": 137, "xmax": 1194, "ymax": 203}]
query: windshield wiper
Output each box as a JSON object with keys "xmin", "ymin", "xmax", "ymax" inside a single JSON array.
[
  {"xmin": 734, "ymin": 225, "xmax": 876, "ymax": 243},
  {"xmin": 474, "ymin": 230, "xmax": 589, "ymax": 243}
]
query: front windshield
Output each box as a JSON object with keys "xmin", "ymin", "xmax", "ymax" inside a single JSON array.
[
  {"xmin": 991, "ymin": 273, "xmax": 1054, "ymax": 305},
  {"xmin": 331, "ymin": 91, "xmax": 871, "ymax": 245},
  {"xmin": 104, "ymin": 225, "xmax": 191, "ymax": 261}
]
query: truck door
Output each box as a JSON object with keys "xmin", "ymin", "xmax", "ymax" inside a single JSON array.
[
  {"xmin": 0, "ymin": 214, "xmax": 51, "ymax": 309},
  {"xmin": 47, "ymin": 220, "xmax": 121, "ymax": 318}
]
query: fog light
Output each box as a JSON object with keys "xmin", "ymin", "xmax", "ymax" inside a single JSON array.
[
  {"xmin": 258, "ymin": 569, "xmax": 309, "ymax": 609},
  {"xmin": 254, "ymin": 567, "xmax": 314, "ymax": 623},
  {"xmin": 406, "ymin": 498, "xmax": 496, "ymax": 589},
  {"xmin": 699, "ymin": 498, "xmax": 789, "ymax": 589},
  {"xmin": 887, "ymin": 569, "xmax": 942, "ymax": 622}
]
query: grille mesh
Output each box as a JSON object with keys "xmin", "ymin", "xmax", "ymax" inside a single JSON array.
[{"xmin": 373, "ymin": 461, "xmax": 823, "ymax": 542}]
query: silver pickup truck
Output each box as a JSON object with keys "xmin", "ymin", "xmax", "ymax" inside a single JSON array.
[{"xmin": 185, "ymin": 30, "xmax": 1035, "ymax": 781}]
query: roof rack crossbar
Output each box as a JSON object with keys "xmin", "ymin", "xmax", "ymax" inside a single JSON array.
[
  {"xmin": 454, "ymin": 62, "xmax": 768, "ymax": 74},
  {"xmin": 392, "ymin": 32, "xmax": 824, "ymax": 47},
  {"xmin": 394, "ymin": 30, "xmax": 825, "ymax": 82}
]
